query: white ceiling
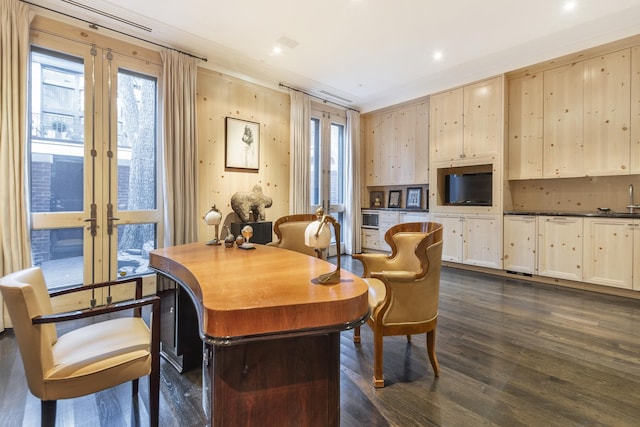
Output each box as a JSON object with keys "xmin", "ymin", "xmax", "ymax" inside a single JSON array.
[{"xmin": 28, "ymin": 0, "xmax": 640, "ymax": 112}]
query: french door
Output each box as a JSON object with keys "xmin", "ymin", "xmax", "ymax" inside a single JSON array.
[
  {"xmin": 310, "ymin": 104, "xmax": 346, "ymax": 255},
  {"xmin": 28, "ymin": 31, "xmax": 162, "ymax": 308}
]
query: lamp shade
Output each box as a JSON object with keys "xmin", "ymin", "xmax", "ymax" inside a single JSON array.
[
  {"xmin": 305, "ymin": 220, "xmax": 331, "ymax": 249},
  {"xmin": 204, "ymin": 206, "xmax": 222, "ymax": 225}
]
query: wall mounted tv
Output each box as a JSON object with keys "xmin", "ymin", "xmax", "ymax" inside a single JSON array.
[{"xmin": 444, "ymin": 172, "xmax": 492, "ymax": 206}]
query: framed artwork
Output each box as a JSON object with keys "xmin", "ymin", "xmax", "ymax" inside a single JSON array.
[
  {"xmin": 225, "ymin": 117, "xmax": 260, "ymax": 171},
  {"xmin": 370, "ymin": 191, "xmax": 384, "ymax": 208},
  {"xmin": 388, "ymin": 190, "xmax": 401, "ymax": 208},
  {"xmin": 406, "ymin": 187, "xmax": 422, "ymax": 209}
]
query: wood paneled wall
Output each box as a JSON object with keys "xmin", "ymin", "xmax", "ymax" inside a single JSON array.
[{"xmin": 196, "ymin": 69, "xmax": 290, "ymax": 241}]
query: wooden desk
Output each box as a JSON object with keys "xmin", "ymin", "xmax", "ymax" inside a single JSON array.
[{"xmin": 149, "ymin": 243, "xmax": 368, "ymax": 427}]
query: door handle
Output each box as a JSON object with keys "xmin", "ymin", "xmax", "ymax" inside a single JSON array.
[
  {"xmin": 84, "ymin": 203, "xmax": 98, "ymax": 236},
  {"xmin": 106, "ymin": 203, "xmax": 119, "ymax": 235}
]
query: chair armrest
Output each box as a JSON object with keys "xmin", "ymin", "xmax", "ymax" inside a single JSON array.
[
  {"xmin": 49, "ymin": 276, "xmax": 144, "ymax": 299},
  {"xmin": 32, "ymin": 295, "xmax": 160, "ymax": 325},
  {"xmin": 353, "ymin": 253, "xmax": 394, "ymax": 277},
  {"xmin": 371, "ymin": 270, "xmax": 417, "ymax": 282}
]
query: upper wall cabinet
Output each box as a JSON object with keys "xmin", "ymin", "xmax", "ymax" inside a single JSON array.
[
  {"xmin": 430, "ymin": 77, "xmax": 502, "ymax": 163},
  {"xmin": 631, "ymin": 46, "xmax": 640, "ymax": 174},
  {"xmin": 362, "ymin": 100, "xmax": 429, "ymax": 186},
  {"xmin": 507, "ymin": 73, "xmax": 543, "ymax": 179},
  {"xmin": 508, "ymin": 48, "xmax": 634, "ymax": 179},
  {"xmin": 543, "ymin": 62, "xmax": 585, "ymax": 178},
  {"xmin": 583, "ymin": 49, "xmax": 630, "ymax": 176}
]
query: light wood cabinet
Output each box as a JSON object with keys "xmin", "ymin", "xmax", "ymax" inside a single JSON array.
[
  {"xmin": 363, "ymin": 101, "xmax": 429, "ymax": 186},
  {"xmin": 537, "ymin": 216, "xmax": 583, "ymax": 281},
  {"xmin": 378, "ymin": 210, "xmax": 400, "ymax": 252},
  {"xmin": 583, "ymin": 49, "xmax": 631, "ymax": 176},
  {"xmin": 362, "ymin": 228, "xmax": 381, "ymax": 251},
  {"xmin": 503, "ymin": 215, "xmax": 537, "ymax": 274},
  {"xmin": 631, "ymin": 46, "xmax": 640, "ymax": 174},
  {"xmin": 433, "ymin": 213, "xmax": 502, "ymax": 269},
  {"xmin": 507, "ymin": 73, "xmax": 543, "ymax": 179},
  {"xmin": 583, "ymin": 218, "xmax": 634, "ymax": 289},
  {"xmin": 430, "ymin": 77, "xmax": 502, "ymax": 163},
  {"xmin": 543, "ymin": 63, "xmax": 584, "ymax": 178}
]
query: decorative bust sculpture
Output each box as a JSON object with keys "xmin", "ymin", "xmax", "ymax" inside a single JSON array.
[{"xmin": 230, "ymin": 184, "xmax": 273, "ymax": 223}]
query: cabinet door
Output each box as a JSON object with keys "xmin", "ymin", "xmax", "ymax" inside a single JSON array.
[
  {"xmin": 415, "ymin": 101, "xmax": 430, "ymax": 184},
  {"xmin": 399, "ymin": 211, "xmax": 430, "ymax": 223},
  {"xmin": 464, "ymin": 77, "xmax": 502, "ymax": 159},
  {"xmin": 361, "ymin": 229, "xmax": 381, "ymax": 251},
  {"xmin": 503, "ymin": 215, "xmax": 537, "ymax": 274},
  {"xmin": 543, "ymin": 63, "xmax": 584, "ymax": 178},
  {"xmin": 463, "ymin": 214, "xmax": 502, "ymax": 269},
  {"xmin": 432, "ymin": 214, "xmax": 463, "ymax": 263},
  {"xmin": 584, "ymin": 50, "xmax": 631, "ymax": 176},
  {"xmin": 538, "ymin": 216, "xmax": 583, "ymax": 281},
  {"xmin": 634, "ymin": 221, "xmax": 640, "ymax": 291},
  {"xmin": 394, "ymin": 107, "xmax": 416, "ymax": 184},
  {"xmin": 430, "ymin": 88, "xmax": 464, "ymax": 162},
  {"xmin": 583, "ymin": 218, "xmax": 633, "ymax": 289},
  {"xmin": 378, "ymin": 211, "xmax": 400, "ymax": 252},
  {"xmin": 630, "ymin": 46, "xmax": 640, "ymax": 174},
  {"xmin": 508, "ymin": 74, "xmax": 543, "ymax": 179}
]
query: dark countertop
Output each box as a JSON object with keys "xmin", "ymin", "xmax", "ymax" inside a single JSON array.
[
  {"xmin": 362, "ymin": 208, "xmax": 429, "ymax": 213},
  {"xmin": 504, "ymin": 210, "xmax": 640, "ymax": 219}
]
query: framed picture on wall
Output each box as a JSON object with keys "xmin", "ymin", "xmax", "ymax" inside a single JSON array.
[
  {"xmin": 388, "ymin": 190, "xmax": 401, "ymax": 208},
  {"xmin": 225, "ymin": 117, "xmax": 260, "ymax": 171},
  {"xmin": 406, "ymin": 187, "xmax": 422, "ymax": 209}
]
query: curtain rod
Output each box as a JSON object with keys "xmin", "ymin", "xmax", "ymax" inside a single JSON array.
[
  {"xmin": 21, "ymin": 0, "xmax": 207, "ymax": 62},
  {"xmin": 279, "ymin": 83, "xmax": 359, "ymax": 113}
]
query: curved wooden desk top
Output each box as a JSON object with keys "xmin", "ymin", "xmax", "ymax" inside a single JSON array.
[{"xmin": 150, "ymin": 243, "xmax": 369, "ymax": 344}]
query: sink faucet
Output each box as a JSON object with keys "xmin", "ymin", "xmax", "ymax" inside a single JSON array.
[{"xmin": 627, "ymin": 184, "xmax": 640, "ymax": 213}]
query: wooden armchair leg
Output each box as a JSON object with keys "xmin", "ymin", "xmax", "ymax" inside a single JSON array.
[
  {"xmin": 373, "ymin": 331, "xmax": 385, "ymax": 388},
  {"xmin": 406, "ymin": 334, "xmax": 412, "ymax": 343},
  {"xmin": 353, "ymin": 326, "xmax": 361, "ymax": 343},
  {"xmin": 41, "ymin": 400, "xmax": 57, "ymax": 427},
  {"xmin": 426, "ymin": 329, "xmax": 440, "ymax": 377}
]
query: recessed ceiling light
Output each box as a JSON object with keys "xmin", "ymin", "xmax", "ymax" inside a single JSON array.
[
  {"xmin": 272, "ymin": 46, "xmax": 282, "ymax": 55},
  {"xmin": 433, "ymin": 50, "xmax": 443, "ymax": 61},
  {"xmin": 563, "ymin": 1, "xmax": 577, "ymax": 12}
]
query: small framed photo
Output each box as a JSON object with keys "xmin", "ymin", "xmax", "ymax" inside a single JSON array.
[
  {"xmin": 370, "ymin": 191, "xmax": 384, "ymax": 208},
  {"xmin": 225, "ymin": 117, "xmax": 260, "ymax": 171},
  {"xmin": 406, "ymin": 187, "xmax": 422, "ymax": 209},
  {"xmin": 388, "ymin": 190, "xmax": 401, "ymax": 208}
]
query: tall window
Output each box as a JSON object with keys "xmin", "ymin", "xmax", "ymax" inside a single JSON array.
[
  {"xmin": 310, "ymin": 104, "xmax": 346, "ymax": 253},
  {"xmin": 28, "ymin": 30, "xmax": 162, "ymax": 300}
]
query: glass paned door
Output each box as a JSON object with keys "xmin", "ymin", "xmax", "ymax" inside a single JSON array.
[
  {"xmin": 28, "ymin": 35, "xmax": 162, "ymax": 306},
  {"xmin": 310, "ymin": 106, "xmax": 347, "ymax": 255}
]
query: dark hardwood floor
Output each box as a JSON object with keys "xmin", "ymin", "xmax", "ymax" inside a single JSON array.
[{"xmin": 1, "ymin": 257, "xmax": 640, "ymax": 426}]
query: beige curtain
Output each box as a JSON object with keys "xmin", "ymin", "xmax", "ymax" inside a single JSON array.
[
  {"xmin": 289, "ymin": 91, "xmax": 311, "ymax": 214},
  {"xmin": 0, "ymin": 0, "xmax": 34, "ymax": 331},
  {"xmin": 160, "ymin": 50, "xmax": 199, "ymax": 248},
  {"xmin": 345, "ymin": 110, "xmax": 362, "ymax": 254}
]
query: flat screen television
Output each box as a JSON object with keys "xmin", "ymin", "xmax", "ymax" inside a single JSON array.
[{"xmin": 444, "ymin": 172, "xmax": 492, "ymax": 206}]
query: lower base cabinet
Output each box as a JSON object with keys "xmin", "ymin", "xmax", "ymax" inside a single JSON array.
[
  {"xmin": 537, "ymin": 216, "xmax": 583, "ymax": 281},
  {"xmin": 583, "ymin": 218, "xmax": 640, "ymax": 290},
  {"xmin": 503, "ymin": 215, "xmax": 537, "ymax": 274},
  {"xmin": 432, "ymin": 213, "xmax": 502, "ymax": 269}
]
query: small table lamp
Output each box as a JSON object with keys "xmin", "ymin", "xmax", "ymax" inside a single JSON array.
[
  {"xmin": 203, "ymin": 205, "xmax": 222, "ymax": 245},
  {"xmin": 304, "ymin": 208, "xmax": 341, "ymax": 284}
]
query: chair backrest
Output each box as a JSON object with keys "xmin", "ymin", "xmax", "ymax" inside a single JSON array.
[
  {"xmin": 379, "ymin": 223, "xmax": 443, "ymax": 325},
  {"xmin": 266, "ymin": 214, "xmax": 319, "ymax": 257},
  {"xmin": 0, "ymin": 267, "xmax": 57, "ymax": 397},
  {"xmin": 380, "ymin": 222, "xmax": 441, "ymax": 272}
]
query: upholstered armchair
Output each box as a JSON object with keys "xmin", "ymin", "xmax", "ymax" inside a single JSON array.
[
  {"xmin": 266, "ymin": 213, "xmax": 322, "ymax": 258},
  {"xmin": 0, "ymin": 267, "xmax": 160, "ymax": 427},
  {"xmin": 353, "ymin": 222, "xmax": 443, "ymax": 388}
]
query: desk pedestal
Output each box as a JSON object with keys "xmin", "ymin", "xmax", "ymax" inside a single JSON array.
[{"xmin": 208, "ymin": 332, "xmax": 340, "ymax": 427}]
